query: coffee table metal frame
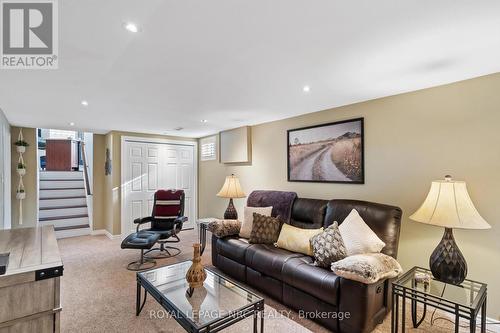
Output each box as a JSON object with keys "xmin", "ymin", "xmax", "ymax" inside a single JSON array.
[{"xmin": 136, "ymin": 262, "xmax": 265, "ymax": 333}]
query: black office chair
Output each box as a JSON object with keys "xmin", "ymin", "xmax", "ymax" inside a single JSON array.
[{"xmin": 134, "ymin": 189, "xmax": 187, "ymax": 258}]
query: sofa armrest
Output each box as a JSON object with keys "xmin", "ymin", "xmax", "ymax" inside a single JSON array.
[
  {"xmin": 211, "ymin": 235, "xmax": 219, "ymax": 266},
  {"xmin": 337, "ymin": 277, "xmax": 392, "ymax": 333}
]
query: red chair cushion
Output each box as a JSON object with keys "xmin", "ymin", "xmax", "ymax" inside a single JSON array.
[{"xmin": 152, "ymin": 190, "xmax": 184, "ymax": 219}]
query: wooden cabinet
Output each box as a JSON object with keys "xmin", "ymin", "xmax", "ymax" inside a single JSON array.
[
  {"xmin": 45, "ymin": 139, "xmax": 79, "ymax": 171},
  {"xmin": 0, "ymin": 226, "xmax": 63, "ymax": 332}
]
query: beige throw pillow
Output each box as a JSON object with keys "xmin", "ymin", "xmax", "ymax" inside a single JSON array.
[
  {"xmin": 240, "ymin": 206, "xmax": 272, "ymax": 238},
  {"xmin": 276, "ymin": 224, "xmax": 323, "ymax": 256},
  {"xmin": 339, "ymin": 209, "xmax": 386, "ymax": 255},
  {"xmin": 331, "ymin": 253, "xmax": 403, "ymax": 284}
]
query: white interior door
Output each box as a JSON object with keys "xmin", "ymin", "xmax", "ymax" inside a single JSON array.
[
  {"xmin": 123, "ymin": 139, "xmax": 196, "ymax": 236},
  {"xmin": 163, "ymin": 145, "xmax": 195, "ymax": 229},
  {"xmin": 123, "ymin": 142, "xmax": 160, "ymax": 235}
]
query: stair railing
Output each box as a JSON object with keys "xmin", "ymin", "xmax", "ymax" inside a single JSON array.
[{"xmin": 81, "ymin": 141, "xmax": 92, "ymax": 196}]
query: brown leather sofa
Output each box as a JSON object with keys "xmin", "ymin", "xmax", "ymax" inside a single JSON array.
[{"xmin": 211, "ymin": 194, "xmax": 402, "ymax": 333}]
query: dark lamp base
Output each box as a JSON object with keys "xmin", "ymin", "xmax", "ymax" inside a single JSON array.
[
  {"xmin": 223, "ymin": 198, "xmax": 238, "ymax": 220},
  {"xmin": 430, "ymin": 228, "xmax": 468, "ymax": 285}
]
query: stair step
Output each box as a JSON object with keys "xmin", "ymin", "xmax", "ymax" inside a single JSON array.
[
  {"xmin": 40, "ymin": 171, "xmax": 83, "ymax": 180},
  {"xmin": 39, "ymin": 204, "xmax": 87, "ymax": 210},
  {"xmin": 41, "ymin": 187, "xmax": 85, "ymax": 190},
  {"xmin": 40, "ymin": 180, "xmax": 85, "ymax": 190},
  {"xmin": 39, "ymin": 214, "xmax": 88, "ymax": 222},
  {"xmin": 39, "ymin": 206, "xmax": 88, "ymax": 219},
  {"xmin": 40, "ymin": 189, "xmax": 86, "ymax": 198},
  {"xmin": 54, "ymin": 224, "xmax": 90, "ymax": 231},
  {"xmin": 39, "ymin": 197, "xmax": 87, "ymax": 208},
  {"xmin": 38, "ymin": 216, "xmax": 90, "ymax": 229},
  {"xmin": 55, "ymin": 227, "xmax": 91, "ymax": 239},
  {"xmin": 40, "ymin": 179, "xmax": 83, "ymax": 181},
  {"xmin": 39, "ymin": 196, "xmax": 86, "ymax": 200}
]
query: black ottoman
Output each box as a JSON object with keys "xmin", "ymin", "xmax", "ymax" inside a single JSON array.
[{"xmin": 121, "ymin": 231, "xmax": 160, "ymax": 271}]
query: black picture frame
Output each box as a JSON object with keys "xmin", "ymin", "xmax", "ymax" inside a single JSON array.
[{"xmin": 287, "ymin": 117, "xmax": 364, "ymax": 184}]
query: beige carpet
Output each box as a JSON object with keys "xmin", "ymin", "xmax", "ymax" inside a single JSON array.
[{"xmin": 57, "ymin": 230, "xmax": 474, "ymax": 333}]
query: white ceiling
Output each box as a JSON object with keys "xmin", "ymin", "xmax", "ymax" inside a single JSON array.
[{"xmin": 1, "ymin": 0, "xmax": 500, "ymax": 137}]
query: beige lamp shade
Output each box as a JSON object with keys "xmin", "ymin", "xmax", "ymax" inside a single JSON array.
[
  {"xmin": 216, "ymin": 174, "xmax": 246, "ymax": 199},
  {"xmin": 409, "ymin": 176, "xmax": 490, "ymax": 230}
]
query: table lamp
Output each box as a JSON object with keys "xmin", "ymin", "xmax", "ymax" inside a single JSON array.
[
  {"xmin": 409, "ymin": 175, "xmax": 491, "ymax": 285},
  {"xmin": 217, "ymin": 174, "xmax": 246, "ymax": 220}
]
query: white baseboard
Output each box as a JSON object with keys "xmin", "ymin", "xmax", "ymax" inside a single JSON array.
[
  {"xmin": 481, "ymin": 317, "xmax": 500, "ymax": 333},
  {"xmin": 438, "ymin": 308, "xmax": 500, "ymax": 332},
  {"xmin": 91, "ymin": 229, "xmax": 120, "ymax": 240}
]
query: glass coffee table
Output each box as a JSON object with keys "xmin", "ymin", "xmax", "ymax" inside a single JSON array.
[
  {"xmin": 392, "ymin": 266, "xmax": 487, "ymax": 333},
  {"xmin": 136, "ymin": 261, "xmax": 264, "ymax": 332}
]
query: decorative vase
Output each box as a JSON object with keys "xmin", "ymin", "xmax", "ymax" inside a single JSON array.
[
  {"xmin": 186, "ymin": 243, "xmax": 206, "ymax": 288},
  {"xmin": 16, "ymin": 146, "xmax": 25, "ymax": 153},
  {"xmin": 17, "ymin": 168, "xmax": 26, "ymax": 176},
  {"xmin": 430, "ymin": 228, "xmax": 467, "ymax": 285}
]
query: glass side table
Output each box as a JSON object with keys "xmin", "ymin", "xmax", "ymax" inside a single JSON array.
[
  {"xmin": 392, "ymin": 266, "xmax": 487, "ymax": 333},
  {"xmin": 196, "ymin": 218, "xmax": 218, "ymax": 255}
]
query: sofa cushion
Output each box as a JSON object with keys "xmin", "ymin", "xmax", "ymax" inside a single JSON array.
[
  {"xmin": 289, "ymin": 198, "xmax": 328, "ymax": 229},
  {"xmin": 325, "ymin": 199, "xmax": 402, "ymax": 258},
  {"xmin": 215, "ymin": 237, "xmax": 251, "ymax": 264},
  {"xmin": 245, "ymin": 244, "xmax": 304, "ymax": 280},
  {"xmin": 282, "ymin": 256, "xmax": 340, "ymax": 306}
]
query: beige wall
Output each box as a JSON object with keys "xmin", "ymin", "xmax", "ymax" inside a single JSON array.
[
  {"xmin": 97, "ymin": 131, "xmax": 196, "ymax": 235},
  {"xmin": 10, "ymin": 127, "xmax": 37, "ymax": 228},
  {"xmin": 0, "ymin": 109, "xmax": 10, "ymax": 230},
  {"xmin": 199, "ymin": 73, "xmax": 500, "ymax": 319},
  {"xmin": 92, "ymin": 134, "xmax": 106, "ymax": 231}
]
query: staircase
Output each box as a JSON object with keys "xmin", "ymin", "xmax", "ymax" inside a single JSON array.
[{"xmin": 38, "ymin": 171, "xmax": 90, "ymax": 238}]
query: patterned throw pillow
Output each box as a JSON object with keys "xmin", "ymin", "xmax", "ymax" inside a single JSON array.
[
  {"xmin": 207, "ymin": 219, "xmax": 241, "ymax": 238},
  {"xmin": 249, "ymin": 213, "xmax": 282, "ymax": 244},
  {"xmin": 331, "ymin": 253, "xmax": 403, "ymax": 284},
  {"xmin": 310, "ymin": 222, "xmax": 347, "ymax": 268},
  {"xmin": 240, "ymin": 206, "xmax": 273, "ymax": 239}
]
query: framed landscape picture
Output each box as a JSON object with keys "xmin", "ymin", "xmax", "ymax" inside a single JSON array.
[{"xmin": 287, "ymin": 118, "xmax": 364, "ymax": 183}]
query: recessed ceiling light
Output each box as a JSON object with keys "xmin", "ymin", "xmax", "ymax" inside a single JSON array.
[
  {"xmin": 69, "ymin": 122, "xmax": 75, "ymax": 126},
  {"xmin": 81, "ymin": 100, "xmax": 88, "ymax": 106},
  {"xmin": 174, "ymin": 127, "xmax": 183, "ymax": 131},
  {"xmin": 201, "ymin": 119, "xmax": 208, "ymax": 123},
  {"xmin": 303, "ymin": 85, "xmax": 311, "ymax": 93},
  {"xmin": 124, "ymin": 22, "xmax": 139, "ymax": 33}
]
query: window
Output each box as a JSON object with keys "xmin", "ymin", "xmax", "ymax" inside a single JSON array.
[{"xmin": 200, "ymin": 136, "xmax": 217, "ymax": 161}]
